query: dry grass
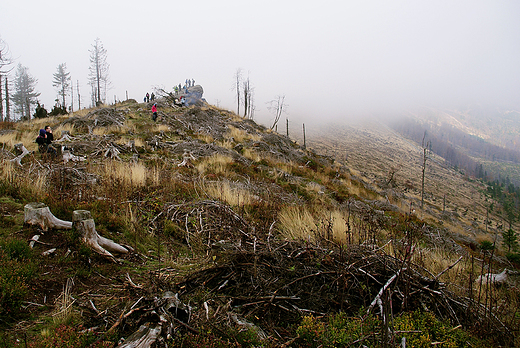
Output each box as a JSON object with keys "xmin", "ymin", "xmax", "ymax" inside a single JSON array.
[
  {"xmin": 53, "ymin": 278, "xmax": 74, "ymax": 324},
  {"xmin": 196, "ymin": 154, "xmax": 234, "ymax": 175},
  {"xmin": 197, "ymin": 133, "xmax": 214, "ymax": 144},
  {"xmin": 242, "ymin": 148, "xmax": 262, "ymax": 162},
  {"xmin": 278, "ymin": 205, "xmax": 318, "ymax": 242},
  {"xmin": 225, "ymin": 125, "xmax": 262, "ymax": 143},
  {"xmin": 202, "ymin": 179, "xmax": 256, "ymax": 207},
  {"xmin": 0, "ymin": 132, "xmax": 17, "ymax": 148},
  {"xmin": 100, "ymin": 161, "xmax": 148, "ymax": 187},
  {"xmin": 93, "ymin": 125, "xmax": 126, "ymax": 136}
]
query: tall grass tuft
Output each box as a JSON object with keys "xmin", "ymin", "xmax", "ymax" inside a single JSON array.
[
  {"xmin": 278, "ymin": 206, "xmax": 317, "ymax": 242},
  {"xmin": 203, "ymin": 179, "xmax": 256, "ymax": 207},
  {"xmin": 196, "ymin": 154, "xmax": 234, "ymax": 176}
]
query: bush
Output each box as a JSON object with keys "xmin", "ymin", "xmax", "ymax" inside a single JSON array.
[
  {"xmin": 506, "ymin": 252, "xmax": 520, "ymax": 266},
  {"xmin": 0, "ymin": 239, "xmax": 37, "ymax": 317}
]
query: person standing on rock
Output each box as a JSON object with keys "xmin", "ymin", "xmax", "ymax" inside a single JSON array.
[
  {"xmin": 146, "ymin": 92, "xmax": 150, "ymax": 103},
  {"xmin": 152, "ymin": 103, "xmax": 158, "ymax": 121}
]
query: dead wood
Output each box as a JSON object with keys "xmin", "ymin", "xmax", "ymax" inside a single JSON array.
[
  {"xmin": 72, "ymin": 210, "xmax": 128, "ymax": 259},
  {"xmin": 24, "ymin": 202, "xmax": 72, "ymax": 231},
  {"xmin": 11, "ymin": 143, "xmax": 30, "ymax": 166}
]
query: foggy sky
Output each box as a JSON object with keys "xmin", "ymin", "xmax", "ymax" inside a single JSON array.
[{"xmin": 1, "ymin": 0, "xmax": 519, "ymax": 127}]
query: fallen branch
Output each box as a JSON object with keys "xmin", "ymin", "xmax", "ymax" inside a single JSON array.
[{"xmin": 366, "ymin": 269, "xmax": 402, "ymax": 316}]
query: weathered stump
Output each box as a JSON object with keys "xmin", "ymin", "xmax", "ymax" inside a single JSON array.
[
  {"xmin": 11, "ymin": 143, "xmax": 31, "ymax": 166},
  {"xmin": 72, "ymin": 210, "xmax": 128, "ymax": 258},
  {"xmin": 24, "ymin": 202, "xmax": 73, "ymax": 231}
]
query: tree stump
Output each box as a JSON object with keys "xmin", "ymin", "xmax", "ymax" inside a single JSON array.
[
  {"xmin": 72, "ymin": 210, "xmax": 128, "ymax": 258},
  {"xmin": 24, "ymin": 202, "xmax": 73, "ymax": 231},
  {"xmin": 11, "ymin": 143, "xmax": 31, "ymax": 166}
]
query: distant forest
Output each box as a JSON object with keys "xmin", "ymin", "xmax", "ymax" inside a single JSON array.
[{"xmin": 389, "ymin": 117, "xmax": 520, "ymax": 184}]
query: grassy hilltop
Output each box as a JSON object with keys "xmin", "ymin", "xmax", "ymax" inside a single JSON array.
[{"xmin": 0, "ymin": 99, "xmax": 518, "ymax": 347}]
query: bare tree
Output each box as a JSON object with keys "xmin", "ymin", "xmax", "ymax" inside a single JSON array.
[
  {"xmin": 4, "ymin": 77, "xmax": 10, "ymax": 121},
  {"xmin": 76, "ymin": 80, "xmax": 81, "ymax": 110},
  {"xmin": 232, "ymin": 68, "xmax": 242, "ymax": 115},
  {"xmin": 242, "ymin": 76, "xmax": 255, "ymax": 119},
  {"xmin": 267, "ymin": 94, "xmax": 287, "ymax": 130},
  {"xmin": 421, "ymin": 131, "xmax": 431, "ymax": 209},
  {"xmin": 52, "ymin": 63, "xmax": 71, "ymax": 110},
  {"xmin": 0, "ymin": 37, "xmax": 14, "ymax": 122},
  {"xmin": 12, "ymin": 64, "xmax": 40, "ymax": 120},
  {"xmin": 88, "ymin": 38, "xmax": 110, "ymax": 106}
]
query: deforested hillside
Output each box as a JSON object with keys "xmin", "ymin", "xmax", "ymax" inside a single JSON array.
[{"xmin": 0, "ymin": 99, "xmax": 518, "ymax": 347}]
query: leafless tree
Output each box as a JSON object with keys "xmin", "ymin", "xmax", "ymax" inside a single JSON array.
[
  {"xmin": 88, "ymin": 38, "xmax": 110, "ymax": 106},
  {"xmin": 0, "ymin": 37, "xmax": 14, "ymax": 122},
  {"xmin": 4, "ymin": 77, "xmax": 10, "ymax": 121},
  {"xmin": 267, "ymin": 94, "xmax": 287, "ymax": 130},
  {"xmin": 242, "ymin": 76, "xmax": 255, "ymax": 119},
  {"xmin": 421, "ymin": 131, "xmax": 430, "ymax": 209},
  {"xmin": 232, "ymin": 68, "xmax": 242, "ymax": 115},
  {"xmin": 52, "ymin": 63, "xmax": 71, "ymax": 109},
  {"xmin": 76, "ymin": 80, "xmax": 81, "ymax": 110}
]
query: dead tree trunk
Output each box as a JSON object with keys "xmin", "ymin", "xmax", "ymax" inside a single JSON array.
[
  {"xmin": 24, "ymin": 202, "xmax": 72, "ymax": 231},
  {"xmin": 72, "ymin": 210, "xmax": 128, "ymax": 258}
]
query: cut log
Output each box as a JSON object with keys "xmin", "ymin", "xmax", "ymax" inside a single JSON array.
[
  {"xmin": 24, "ymin": 202, "xmax": 73, "ymax": 231},
  {"xmin": 72, "ymin": 210, "xmax": 128, "ymax": 258}
]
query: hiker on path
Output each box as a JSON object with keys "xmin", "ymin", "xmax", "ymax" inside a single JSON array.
[
  {"xmin": 152, "ymin": 103, "xmax": 158, "ymax": 121},
  {"xmin": 146, "ymin": 92, "xmax": 150, "ymax": 103},
  {"xmin": 151, "ymin": 93, "xmax": 155, "ymax": 101}
]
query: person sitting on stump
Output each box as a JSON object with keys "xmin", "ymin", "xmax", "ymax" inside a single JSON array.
[{"xmin": 35, "ymin": 127, "xmax": 57, "ymax": 158}]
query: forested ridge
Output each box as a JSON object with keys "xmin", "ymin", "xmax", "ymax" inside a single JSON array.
[{"xmin": 390, "ymin": 116, "xmax": 520, "ymax": 184}]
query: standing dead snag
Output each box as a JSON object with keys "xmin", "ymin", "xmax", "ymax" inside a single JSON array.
[
  {"xmin": 72, "ymin": 210, "xmax": 128, "ymax": 258},
  {"xmin": 24, "ymin": 202, "xmax": 72, "ymax": 231}
]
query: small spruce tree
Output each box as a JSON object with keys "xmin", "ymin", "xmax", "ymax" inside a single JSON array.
[{"xmin": 502, "ymin": 228, "xmax": 518, "ymax": 252}]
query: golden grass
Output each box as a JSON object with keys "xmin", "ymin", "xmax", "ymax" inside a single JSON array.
[
  {"xmin": 0, "ymin": 132, "xmax": 17, "ymax": 148},
  {"xmin": 242, "ymin": 148, "xmax": 262, "ymax": 162},
  {"xmin": 93, "ymin": 125, "xmax": 126, "ymax": 136},
  {"xmin": 101, "ymin": 161, "xmax": 148, "ymax": 187},
  {"xmin": 203, "ymin": 180, "xmax": 256, "ymax": 206},
  {"xmin": 0, "ymin": 160, "xmax": 17, "ymax": 183},
  {"xmin": 196, "ymin": 154, "xmax": 234, "ymax": 175},
  {"xmin": 278, "ymin": 205, "xmax": 317, "ymax": 242},
  {"xmin": 152, "ymin": 124, "xmax": 171, "ymax": 133},
  {"xmin": 53, "ymin": 278, "xmax": 74, "ymax": 324},
  {"xmin": 225, "ymin": 125, "xmax": 262, "ymax": 143},
  {"xmin": 54, "ymin": 123, "xmax": 75, "ymax": 138},
  {"xmin": 197, "ymin": 133, "xmax": 214, "ymax": 144}
]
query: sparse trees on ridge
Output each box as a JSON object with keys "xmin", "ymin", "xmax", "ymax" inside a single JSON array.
[
  {"xmin": 11, "ymin": 64, "xmax": 40, "ymax": 120},
  {"xmin": 88, "ymin": 38, "xmax": 110, "ymax": 106},
  {"xmin": 52, "ymin": 63, "xmax": 71, "ymax": 110}
]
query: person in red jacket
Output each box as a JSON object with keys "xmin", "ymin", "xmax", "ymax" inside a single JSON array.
[{"xmin": 152, "ymin": 103, "xmax": 157, "ymax": 121}]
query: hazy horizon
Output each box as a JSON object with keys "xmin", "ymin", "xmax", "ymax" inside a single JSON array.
[{"xmin": 1, "ymin": 1, "xmax": 519, "ymax": 127}]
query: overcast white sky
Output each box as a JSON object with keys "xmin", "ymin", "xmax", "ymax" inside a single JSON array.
[{"xmin": 1, "ymin": 0, "xmax": 519, "ymax": 126}]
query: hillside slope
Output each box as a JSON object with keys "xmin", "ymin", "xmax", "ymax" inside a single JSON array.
[{"xmin": 0, "ymin": 100, "xmax": 517, "ymax": 347}]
